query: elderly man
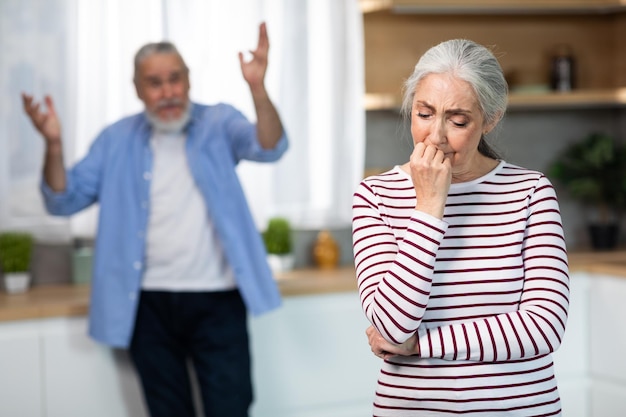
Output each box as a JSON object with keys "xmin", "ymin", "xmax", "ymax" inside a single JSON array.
[{"xmin": 22, "ymin": 22, "xmax": 287, "ymax": 417}]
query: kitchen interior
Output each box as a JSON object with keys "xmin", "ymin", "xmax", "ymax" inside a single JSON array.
[{"xmin": 2, "ymin": 1, "xmax": 626, "ymax": 416}]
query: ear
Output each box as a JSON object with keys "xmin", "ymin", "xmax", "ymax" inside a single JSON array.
[
  {"xmin": 134, "ymin": 80, "xmax": 143, "ymax": 101},
  {"xmin": 483, "ymin": 111, "xmax": 503, "ymax": 135}
]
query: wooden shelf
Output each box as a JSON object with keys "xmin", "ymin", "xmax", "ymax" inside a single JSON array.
[
  {"xmin": 365, "ymin": 88, "xmax": 626, "ymax": 111},
  {"xmin": 361, "ymin": 0, "xmax": 626, "ymax": 14},
  {"xmin": 362, "ymin": 6, "xmax": 626, "ymax": 111}
]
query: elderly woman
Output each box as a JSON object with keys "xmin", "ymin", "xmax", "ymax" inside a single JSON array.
[{"xmin": 352, "ymin": 39, "xmax": 569, "ymax": 416}]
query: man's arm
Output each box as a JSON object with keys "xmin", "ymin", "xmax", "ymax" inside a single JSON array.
[
  {"xmin": 22, "ymin": 94, "xmax": 66, "ymax": 191},
  {"xmin": 239, "ymin": 22, "xmax": 284, "ymax": 149}
]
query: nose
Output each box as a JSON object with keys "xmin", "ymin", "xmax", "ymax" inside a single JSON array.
[
  {"xmin": 161, "ymin": 82, "xmax": 173, "ymax": 99},
  {"xmin": 428, "ymin": 118, "xmax": 447, "ymax": 146}
]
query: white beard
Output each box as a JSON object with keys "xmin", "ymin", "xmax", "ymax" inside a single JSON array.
[{"xmin": 145, "ymin": 101, "xmax": 192, "ymax": 134}]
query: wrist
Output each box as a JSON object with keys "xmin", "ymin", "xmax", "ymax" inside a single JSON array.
[{"xmin": 46, "ymin": 141, "xmax": 63, "ymax": 155}]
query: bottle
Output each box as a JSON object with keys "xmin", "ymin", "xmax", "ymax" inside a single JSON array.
[{"xmin": 550, "ymin": 45, "xmax": 575, "ymax": 92}]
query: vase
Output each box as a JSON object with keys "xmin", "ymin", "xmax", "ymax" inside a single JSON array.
[
  {"xmin": 72, "ymin": 247, "xmax": 93, "ymax": 285},
  {"xmin": 313, "ymin": 230, "xmax": 340, "ymax": 269},
  {"xmin": 3, "ymin": 272, "xmax": 31, "ymax": 294}
]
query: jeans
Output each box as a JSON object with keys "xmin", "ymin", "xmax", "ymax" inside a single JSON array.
[{"xmin": 129, "ymin": 289, "xmax": 252, "ymax": 417}]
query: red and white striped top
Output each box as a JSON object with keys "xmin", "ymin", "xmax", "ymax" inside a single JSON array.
[{"xmin": 352, "ymin": 161, "xmax": 569, "ymax": 416}]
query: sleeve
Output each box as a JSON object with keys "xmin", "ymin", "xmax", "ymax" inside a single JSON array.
[
  {"xmin": 415, "ymin": 175, "xmax": 570, "ymax": 362},
  {"xmin": 222, "ymin": 104, "xmax": 288, "ymax": 163},
  {"xmin": 352, "ymin": 179, "xmax": 448, "ymax": 344},
  {"xmin": 40, "ymin": 131, "xmax": 106, "ymax": 216}
]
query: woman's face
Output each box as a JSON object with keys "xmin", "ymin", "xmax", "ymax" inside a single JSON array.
[{"xmin": 411, "ymin": 73, "xmax": 492, "ymax": 177}]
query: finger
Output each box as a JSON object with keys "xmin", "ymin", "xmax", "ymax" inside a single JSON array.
[
  {"xmin": 431, "ymin": 147, "xmax": 446, "ymax": 164},
  {"xmin": 22, "ymin": 94, "xmax": 35, "ymax": 114},
  {"xmin": 44, "ymin": 95, "xmax": 57, "ymax": 117},
  {"xmin": 257, "ymin": 22, "xmax": 269, "ymax": 51},
  {"xmin": 413, "ymin": 141, "xmax": 425, "ymax": 154},
  {"xmin": 21, "ymin": 93, "xmax": 32, "ymax": 109},
  {"xmin": 28, "ymin": 102, "xmax": 42, "ymax": 121}
]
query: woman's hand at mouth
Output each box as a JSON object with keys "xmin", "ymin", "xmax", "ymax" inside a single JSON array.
[{"xmin": 409, "ymin": 142, "xmax": 452, "ymax": 219}]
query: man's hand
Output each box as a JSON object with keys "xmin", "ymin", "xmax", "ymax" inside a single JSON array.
[
  {"xmin": 239, "ymin": 22, "xmax": 269, "ymax": 91},
  {"xmin": 21, "ymin": 93, "xmax": 66, "ymax": 191},
  {"xmin": 366, "ymin": 325, "xmax": 420, "ymax": 360},
  {"xmin": 21, "ymin": 94, "xmax": 62, "ymax": 147}
]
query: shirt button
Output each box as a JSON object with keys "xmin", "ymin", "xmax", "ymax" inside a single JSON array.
[
  {"xmin": 141, "ymin": 201, "xmax": 148, "ymax": 209},
  {"xmin": 129, "ymin": 292, "xmax": 136, "ymax": 301},
  {"xmin": 133, "ymin": 261, "xmax": 142, "ymax": 270},
  {"xmin": 143, "ymin": 172, "xmax": 152, "ymax": 181}
]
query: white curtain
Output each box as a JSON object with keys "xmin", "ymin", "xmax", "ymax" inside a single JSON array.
[
  {"xmin": 0, "ymin": 0, "xmax": 75, "ymax": 241},
  {"xmin": 0, "ymin": 0, "xmax": 365, "ymax": 240}
]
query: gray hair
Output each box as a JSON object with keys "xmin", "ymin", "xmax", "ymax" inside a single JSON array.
[
  {"xmin": 133, "ymin": 41, "xmax": 189, "ymax": 82},
  {"xmin": 401, "ymin": 39, "xmax": 508, "ymax": 159}
]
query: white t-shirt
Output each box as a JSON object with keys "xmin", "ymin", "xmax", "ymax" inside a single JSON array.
[{"xmin": 142, "ymin": 131, "xmax": 236, "ymax": 291}]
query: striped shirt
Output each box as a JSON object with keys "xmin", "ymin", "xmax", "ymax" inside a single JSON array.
[{"xmin": 352, "ymin": 161, "xmax": 569, "ymax": 416}]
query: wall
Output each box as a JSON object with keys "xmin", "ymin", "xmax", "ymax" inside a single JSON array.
[{"xmin": 365, "ymin": 107, "xmax": 626, "ymax": 250}]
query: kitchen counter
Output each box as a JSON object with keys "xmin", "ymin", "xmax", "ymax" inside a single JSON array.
[
  {"xmin": 0, "ymin": 266, "xmax": 358, "ymax": 323},
  {"xmin": 1, "ymin": 250, "xmax": 625, "ymax": 323},
  {"xmin": 566, "ymin": 250, "xmax": 626, "ymax": 277}
]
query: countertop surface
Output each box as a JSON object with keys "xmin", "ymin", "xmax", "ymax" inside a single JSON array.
[
  {"xmin": 1, "ymin": 250, "xmax": 625, "ymax": 323},
  {"xmin": 0, "ymin": 266, "xmax": 358, "ymax": 323}
]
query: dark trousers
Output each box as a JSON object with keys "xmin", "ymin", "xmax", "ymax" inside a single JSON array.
[{"xmin": 129, "ymin": 290, "xmax": 252, "ymax": 417}]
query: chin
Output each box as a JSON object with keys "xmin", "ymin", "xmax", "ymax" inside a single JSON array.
[{"xmin": 146, "ymin": 105, "xmax": 191, "ymax": 133}]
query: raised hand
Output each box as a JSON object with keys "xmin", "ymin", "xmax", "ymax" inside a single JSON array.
[
  {"xmin": 21, "ymin": 93, "xmax": 66, "ymax": 191},
  {"xmin": 21, "ymin": 94, "xmax": 62, "ymax": 147},
  {"xmin": 238, "ymin": 22, "xmax": 269, "ymax": 90}
]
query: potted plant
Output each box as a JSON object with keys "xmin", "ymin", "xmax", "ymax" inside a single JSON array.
[
  {"xmin": 0, "ymin": 232, "xmax": 34, "ymax": 293},
  {"xmin": 262, "ymin": 217, "xmax": 294, "ymax": 273},
  {"xmin": 548, "ymin": 132, "xmax": 626, "ymax": 250}
]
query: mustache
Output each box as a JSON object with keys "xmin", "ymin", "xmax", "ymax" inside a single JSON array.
[{"xmin": 155, "ymin": 98, "xmax": 185, "ymax": 109}]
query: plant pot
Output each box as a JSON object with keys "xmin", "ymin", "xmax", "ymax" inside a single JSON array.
[
  {"xmin": 3, "ymin": 272, "xmax": 31, "ymax": 294},
  {"xmin": 588, "ymin": 223, "xmax": 620, "ymax": 250},
  {"xmin": 267, "ymin": 254, "xmax": 295, "ymax": 274}
]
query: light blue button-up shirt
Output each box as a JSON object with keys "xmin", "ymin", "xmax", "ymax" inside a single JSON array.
[{"xmin": 41, "ymin": 102, "xmax": 288, "ymax": 348}]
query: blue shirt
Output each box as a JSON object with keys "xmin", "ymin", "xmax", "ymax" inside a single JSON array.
[{"xmin": 41, "ymin": 102, "xmax": 288, "ymax": 348}]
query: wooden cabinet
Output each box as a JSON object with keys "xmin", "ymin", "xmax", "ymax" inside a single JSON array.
[{"xmin": 361, "ymin": 0, "xmax": 626, "ymax": 110}]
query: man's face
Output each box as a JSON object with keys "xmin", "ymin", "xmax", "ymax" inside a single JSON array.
[{"xmin": 134, "ymin": 53, "xmax": 190, "ymax": 123}]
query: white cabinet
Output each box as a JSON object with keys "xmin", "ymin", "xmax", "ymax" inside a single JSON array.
[
  {"xmin": 553, "ymin": 273, "xmax": 591, "ymax": 417},
  {"xmin": 41, "ymin": 318, "xmax": 146, "ymax": 417},
  {"xmin": 0, "ymin": 291, "xmax": 380, "ymax": 417},
  {"xmin": 1, "ymin": 274, "xmax": 625, "ymax": 417},
  {"xmin": 0, "ymin": 317, "xmax": 146, "ymax": 417},
  {"xmin": 250, "ymin": 292, "xmax": 379, "ymax": 417},
  {"xmin": 0, "ymin": 320, "xmax": 42, "ymax": 417},
  {"xmin": 553, "ymin": 272, "xmax": 626, "ymax": 417},
  {"xmin": 589, "ymin": 274, "xmax": 626, "ymax": 417}
]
